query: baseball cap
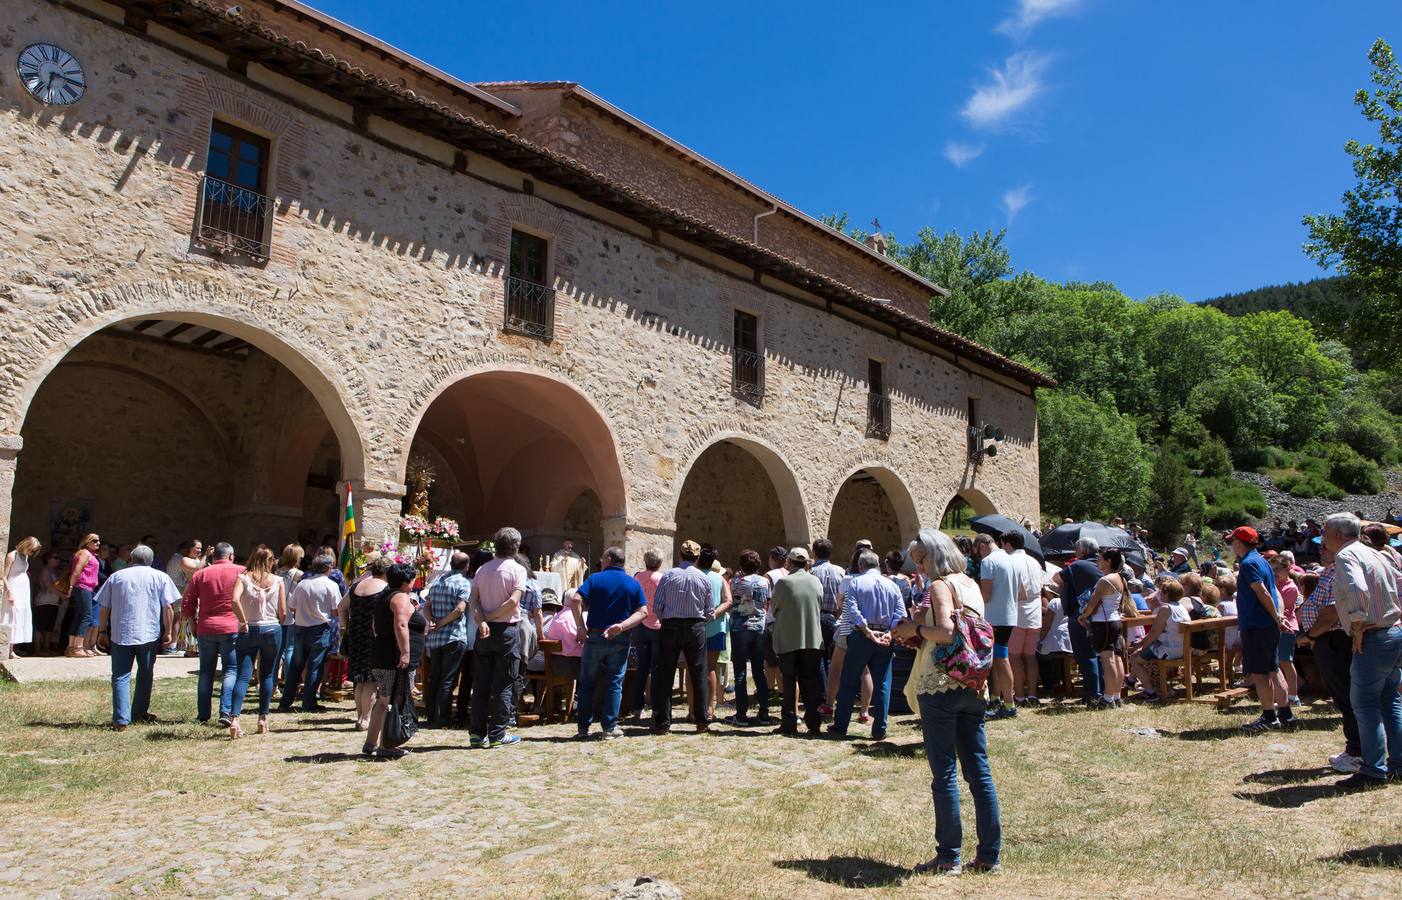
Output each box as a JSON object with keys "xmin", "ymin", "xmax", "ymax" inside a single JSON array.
[
  {"xmin": 854, "ymin": 539, "xmax": 873, "ymax": 550},
  {"xmin": 1231, "ymin": 526, "xmax": 1259, "ymax": 545},
  {"xmin": 679, "ymin": 539, "xmax": 701, "ymax": 557},
  {"xmin": 787, "ymin": 546, "xmax": 810, "ymax": 564},
  {"xmin": 539, "ymin": 588, "xmax": 562, "ymax": 609},
  {"xmin": 710, "ymin": 560, "xmax": 724, "ymax": 574},
  {"xmin": 1172, "ymin": 547, "xmax": 1189, "ymax": 558}
]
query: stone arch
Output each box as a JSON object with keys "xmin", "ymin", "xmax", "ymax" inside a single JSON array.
[
  {"xmin": 397, "ymin": 364, "xmax": 629, "ymax": 531},
  {"xmin": 955, "ymin": 487, "xmax": 998, "ymax": 516},
  {"xmin": 2, "ymin": 280, "xmax": 371, "ymax": 483},
  {"xmin": 827, "ymin": 464, "xmax": 922, "ymax": 554},
  {"xmin": 672, "ymin": 432, "xmax": 811, "ymax": 557}
]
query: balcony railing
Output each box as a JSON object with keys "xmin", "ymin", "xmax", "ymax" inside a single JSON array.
[
  {"xmin": 732, "ymin": 348, "xmax": 765, "ymax": 406},
  {"xmin": 194, "ymin": 174, "xmax": 275, "ymax": 261},
  {"xmin": 867, "ymin": 392, "xmax": 892, "ymax": 439},
  {"xmin": 503, "ymin": 276, "xmax": 555, "ymax": 341}
]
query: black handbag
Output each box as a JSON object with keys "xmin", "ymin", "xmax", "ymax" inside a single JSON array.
[{"xmin": 382, "ymin": 668, "xmax": 417, "ymax": 749}]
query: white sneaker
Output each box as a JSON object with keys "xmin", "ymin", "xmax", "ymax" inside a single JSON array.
[{"xmin": 1330, "ymin": 752, "xmax": 1361, "ymax": 774}]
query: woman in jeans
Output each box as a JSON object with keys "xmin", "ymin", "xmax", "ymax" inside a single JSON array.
[
  {"xmin": 62, "ymin": 533, "xmax": 102, "ymax": 658},
  {"xmin": 894, "ymin": 528, "xmax": 1001, "ymax": 876},
  {"xmin": 725, "ymin": 549, "xmax": 772, "ymax": 725},
  {"xmin": 229, "ymin": 547, "xmax": 286, "ymax": 738},
  {"xmin": 274, "ymin": 544, "xmax": 303, "ymax": 690}
]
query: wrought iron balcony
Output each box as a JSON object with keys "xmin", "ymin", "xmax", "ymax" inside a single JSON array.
[
  {"xmin": 732, "ymin": 348, "xmax": 765, "ymax": 406},
  {"xmin": 867, "ymin": 392, "xmax": 892, "ymax": 439},
  {"xmin": 194, "ymin": 174, "xmax": 275, "ymax": 261},
  {"xmin": 503, "ymin": 276, "xmax": 555, "ymax": 341}
]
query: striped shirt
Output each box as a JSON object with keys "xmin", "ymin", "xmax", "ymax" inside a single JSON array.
[
  {"xmin": 424, "ymin": 571, "xmax": 471, "ymax": 649},
  {"xmin": 811, "ymin": 561, "xmax": 845, "ymax": 614},
  {"xmin": 1333, "ymin": 542, "xmax": 1401, "ymax": 631},
  {"xmin": 1296, "ymin": 569, "xmax": 1336, "ymax": 634}
]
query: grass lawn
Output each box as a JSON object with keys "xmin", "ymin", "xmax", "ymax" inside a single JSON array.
[{"xmin": 0, "ymin": 676, "xmax": 1398, "ymax": 897}]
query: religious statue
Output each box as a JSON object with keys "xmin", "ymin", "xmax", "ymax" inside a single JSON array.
[
  {"xmin": 404, "ymin": 455, "xmax": 436, "ymax": 519},
  {"xmin": 550, "ymin": 538, "xmax": 586, "ymax": 591}
]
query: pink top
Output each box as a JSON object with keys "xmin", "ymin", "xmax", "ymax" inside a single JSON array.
[
  {"xmin": 474, "ymin": 557, "xmax": 527, "ymax": 624},
  {"xmin": 75, "ymin": 553, "xmax": 99, "ymax": 592},
  {"xmin": 634, "ymin": 569, "xmax": 663, "ymax": 630},
  {"xmin": 544, "ymin": 609, "xmax": 583, "ymax": 657},
  {"xmin": 1278, "ymin": 578, "xmax": 1300, "ymax": 632}
]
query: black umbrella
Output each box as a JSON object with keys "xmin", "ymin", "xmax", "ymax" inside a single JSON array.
[
  {"xmin": 968, "ymin": 514, "xmax": 1045, "ymax": 565},
  {"xmin": 1039, "ymin": 521, "xmax": 1144, "ymax": 569}
]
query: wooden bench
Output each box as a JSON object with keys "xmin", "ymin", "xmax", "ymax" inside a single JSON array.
[{"xmin": 1213, "ymin": 686, "xmax": 1252, "ymax": 710}]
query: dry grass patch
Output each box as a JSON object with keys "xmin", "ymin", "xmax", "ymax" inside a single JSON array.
[{"xmin": 0, "ymin": 677, "xmax": 1398, "ymax": 897}]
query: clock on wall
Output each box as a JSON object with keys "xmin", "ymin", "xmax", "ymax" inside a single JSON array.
[{"xmin": 16, "ymin": 42, "xmax": 86, "ymax": 106}]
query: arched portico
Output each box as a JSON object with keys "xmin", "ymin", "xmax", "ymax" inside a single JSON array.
[
  {"xmin": 398, "ymin": 366, "xmax": 628, "ymax": 557},
  {"xmin": 1, "ymin": 285, "xmax": 375, "ymax": 556},
  {"xmin": 672, "ymin": 433, "xmax": 810, "ymax": 564},
  {"xmin": 827, "ymin": 465, "xmax": 922, "ymax": 558}
]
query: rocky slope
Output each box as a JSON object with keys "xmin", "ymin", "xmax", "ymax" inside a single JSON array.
[{"xmin": 1234, "ymin": 470, "xmax": 1402, "ymax": 524}]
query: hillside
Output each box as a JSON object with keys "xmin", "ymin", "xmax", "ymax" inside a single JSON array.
[{"xmin": 1200, "ymin": 276, "xmax": 1355, "ymax": 322}]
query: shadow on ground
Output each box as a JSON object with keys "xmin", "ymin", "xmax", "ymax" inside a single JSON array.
[
  {"xmin": 284, "ymin": 744, "xmax": 466, "ymax": 764},
  {"xmin": 854, "ymin": 741, "xmax": 924, "ymax": 760},
  {"xmin": 1242, "ymin": 766, "xmax": 1334, "ymax": 786},
  {"xmin": 774, "ymin": 856, "xmax": 910, "ymax": 888},
  {"xmin": 1171, "ymin": 716, "xmax": 1341, "ymax": 742},
  {"xmin": 1324, "ymin": 844, "xmax": 1402, "ymax": 868}
]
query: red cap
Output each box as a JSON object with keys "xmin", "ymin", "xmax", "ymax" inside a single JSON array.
[{"xmin": 1231, "ymin": 526, "xmax": 1259, "ymax": 545}]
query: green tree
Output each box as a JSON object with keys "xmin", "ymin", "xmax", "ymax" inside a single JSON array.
[
  {"xmin": 1037, "ymin": 390, "xmax": 1152, "ymax": 520},
  {"xmin": 1145, "ymin": 445, "xmax": 1204, "ymax": 547},
  {"xmin": 897, "ymin": 226, "xmax": 1014, "ymax": 344},
  {"xmin": 1303, "ymin": 39, "xmax": 1402, "ymax": 367}
]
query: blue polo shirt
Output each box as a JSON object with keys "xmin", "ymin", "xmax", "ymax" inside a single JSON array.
[
  {"xmin": 1236, "ymin": 549, "xmax": 1280, "ymax": 630},
  {"xmin": 576, "ymin": 565, "xmax": 646, "ymax": 632}
]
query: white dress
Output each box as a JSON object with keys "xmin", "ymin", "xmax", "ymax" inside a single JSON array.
[{"xmin": 2, "ymin": 552, "xmax": 34, "ymax": 646}]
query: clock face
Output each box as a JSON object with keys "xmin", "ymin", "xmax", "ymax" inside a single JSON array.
[{"xmin": 17, "ymin": 42, "xmax": 86, "ymax": 106}]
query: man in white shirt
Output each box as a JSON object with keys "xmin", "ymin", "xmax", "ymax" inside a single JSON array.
[
  {"xmin": 978, "ymin": 532, "xmax": 1021, "ymax": 719},
  {"xmin": 277, "ymin": 555, "xmax": 342, "ymax": 713},
  {"xmin": 1323, "ymin": 512, "xmax": 1402, "ymax": 789}
]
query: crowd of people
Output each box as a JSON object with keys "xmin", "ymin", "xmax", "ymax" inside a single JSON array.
[{"xmin": 3, "ymin": 507, "xmax": 1400, "ymax": 873}]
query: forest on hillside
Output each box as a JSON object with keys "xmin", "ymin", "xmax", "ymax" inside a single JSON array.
[
  {"xmin": 821, "ymin": 40, "xmax": 1402, "ymax": 546},
  {"xmin": 1201, "ymin": 276, "xmax": 1356, "ymax": 324}
]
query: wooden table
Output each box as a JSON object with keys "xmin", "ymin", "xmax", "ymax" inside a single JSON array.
[{"xmin": 1121, "ymin": 614, "xmax": 1237, "ymax": 701}]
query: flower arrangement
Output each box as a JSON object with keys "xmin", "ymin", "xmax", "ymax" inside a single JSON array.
[
  {"xmin": 399, "ymin": 515, "xmax": 431, "ymax": 540},
  {"xmin": 432, "ymin": 517, "xmax": 460, "ymax": 541}
]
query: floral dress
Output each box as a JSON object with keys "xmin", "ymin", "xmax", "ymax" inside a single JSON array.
[{"xmin": 346, "ymin": 590, "xmax": 377, "ymax": 684}]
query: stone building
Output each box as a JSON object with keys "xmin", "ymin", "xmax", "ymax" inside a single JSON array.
[{"xmin": 0, "ymin": 0, "xmax": 1052, "ymax": 567}]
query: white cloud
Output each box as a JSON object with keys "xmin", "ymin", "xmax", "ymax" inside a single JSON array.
[
  {"xmin": 944, "ymin": 141, "xmax": 986, "ymax": 168},
  {"xmin": 960, "ymin": 51, "xmax": 1049, "ymax": 130},
  {"xmin": 1002, "ymin": 184, "xmax": 1033, "ymax": 223},
  {"xmin": 997, "ymin": 0, "xmax": 1082, "ymax": 38}
]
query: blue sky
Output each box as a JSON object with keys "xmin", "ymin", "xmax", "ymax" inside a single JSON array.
[{"xmin": 315, "ymin": 0, "xmax": 1397, "ymax": 301}]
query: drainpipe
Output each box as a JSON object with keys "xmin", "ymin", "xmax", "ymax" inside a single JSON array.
[{"xmin": 753, "ymin": 204, "xmax": 778, "ymax": 244}]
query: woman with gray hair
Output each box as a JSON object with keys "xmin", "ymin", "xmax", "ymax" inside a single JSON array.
[{"xmin": 894, "ymin": 528, "xmax": 1001, "ymax": 875}]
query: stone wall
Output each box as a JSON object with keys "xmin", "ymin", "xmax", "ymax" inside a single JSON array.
[
  {"xmin": 489, "ymin": 87, "xmax": 935, "ymax": 321},
  {"xmin": 0, "ymin": 0, "xmax": 1041, "ymax": 568}
]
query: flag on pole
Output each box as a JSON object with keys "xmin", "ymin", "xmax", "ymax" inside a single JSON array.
[{"xmin": 338, "ymin": 481, "xmax": 356, "ymax": 576}]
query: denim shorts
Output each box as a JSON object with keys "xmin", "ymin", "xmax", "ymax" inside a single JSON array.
[
  {"xmin": 1240, "ymin": 627, "xmax": 1279, "ymax": 675},
  {"xmin": 1276, "ymin": 631, "xmax": 1297, "ymax": 662}
]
